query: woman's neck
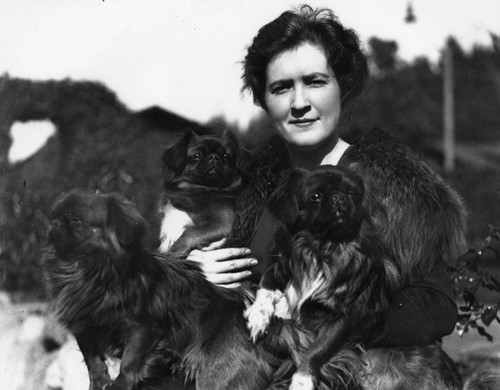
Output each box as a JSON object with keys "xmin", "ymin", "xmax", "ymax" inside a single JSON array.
[{"xmin": 286, "ymin": 134, "xmax": 350, "ymax": 169}]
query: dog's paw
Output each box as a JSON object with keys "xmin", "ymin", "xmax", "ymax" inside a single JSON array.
[
  {"xmin": 159, "ymin": 202, "xmax": 193, "ymax": 252},
  {"xmin": 289, "ymin": 372, "xmax": 315, "ymax": 390},
  {"xmin": 274, "ymin": 293, "xmax": 291, "ymax": 319},
  {"xmin": 244, "ymin": 289, "xmax": 280, "ymax": 342}
]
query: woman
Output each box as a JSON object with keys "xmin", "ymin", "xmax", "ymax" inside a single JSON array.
[{"xmin": 188, "ymin": 5, "xmax": 466, "ymax": 348}]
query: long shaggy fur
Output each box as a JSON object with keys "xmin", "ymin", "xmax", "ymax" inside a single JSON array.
[
  {"xmin": 246, "ymin": 165, "xmax": 401, "ymax": 389},
  {"xmin": 42, "ymin": 189, "xmax": 301, "ymax": 390},
  {"xmin": 339, "ymin": 128, "xmax": 467, "ymax": 282}
]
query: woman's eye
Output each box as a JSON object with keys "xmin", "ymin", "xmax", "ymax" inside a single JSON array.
[
  {"xmin": 309, "ymin": 193, "xmax": 322, "ymax": 203},
  {"xmin": 308, "ymin": 79, "xmax": 326, "ymax": 87},
  {"xmin": 269, "ymin": 81, "xmax": 292, "ymax": 95},
  {"xmin": 271, "ymin": 86, "xmax": 288, "ymax": 95}
]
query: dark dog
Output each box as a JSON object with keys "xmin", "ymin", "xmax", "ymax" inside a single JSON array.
[
  {"xmin": 159, "ymin": 130, "xmax": 247, "ymax": 253},
  {"xmin": 245, "ymin": 165, "xmax": 500, "ymax": 390},
  {"xmin": 245, "ymin": 165, "xmax": 401, "ymax": 390},
  {"xmin": 43, "ymin": 189, "xmax": 299, "ymax": 390}
]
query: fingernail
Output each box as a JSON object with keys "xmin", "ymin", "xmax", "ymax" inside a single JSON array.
[
  {"xmin": 245, "ymin": 249, "xmax": 251, "ymax": 255},
  {"xmin": 251, "ymin": 259, "xmax": 258, "ymax": 266}
]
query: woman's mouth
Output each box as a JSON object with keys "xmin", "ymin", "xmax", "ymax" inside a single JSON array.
[{"xmin": 289, "ymin": 118, "xmax": 318, "ymax": 127}]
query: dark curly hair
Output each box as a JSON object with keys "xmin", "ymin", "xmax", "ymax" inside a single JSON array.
[{"xmin": 242, "ymin": 5, "xmax": 368, "ymax": 110}]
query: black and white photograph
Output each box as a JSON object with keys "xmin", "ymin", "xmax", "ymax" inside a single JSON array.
[{"xmin": 1, "ymin": 1, "xmax": 500, "ymax": 389}]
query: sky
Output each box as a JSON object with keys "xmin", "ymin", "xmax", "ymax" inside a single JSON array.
[{"xmin": 2, "ymin": 0, "xmax": 500, "ymax": 162}]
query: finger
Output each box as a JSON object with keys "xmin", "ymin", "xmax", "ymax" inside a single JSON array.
[
  {"xmin": 206, "ymin": 270, "xmax": 253, "ymax": 285},
  {"xmin": 201, "ymin": 238, "xmax": 228, "ymax": 251},
  {"xmin": 187, "ymin": 247, "xmax": 251, "ymax": 263},
  {"xmin": 200, "ymin": 258, "xmax": 258, "ymax": 274},
  {"xmin": 219, "ymin": 283, "xmax": 241, "ymax": 289}
]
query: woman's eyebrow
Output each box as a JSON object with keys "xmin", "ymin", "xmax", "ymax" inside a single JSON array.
[
  {"xmin": 267, "ymin": 79, "xmax": 293, "ymax": 89},
  {"xmin": 303, "ymin": 72, "xmax": 331, "ymax": 80},
  {"xmin": 268, "ymin": 72, "xmax": 332, "ymax": 87}
]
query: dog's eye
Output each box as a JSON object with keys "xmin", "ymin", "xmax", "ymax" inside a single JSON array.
[
  {"xmin": 309, "ymin": 193, "xmax": 323, "ymax": 203},
  {"xmin": 191, "ymin": 152, "xmax": 203, "ymax": 160},
  {"xmin": 51, "ymin": 220, "xmax": 63, "ymax": 229},
  {"xmin": 69, "ymin": 218, "xmax": 84, "ymax": 229},
  {"xmin": 222, "ymin": 152, "xmax": 230, "ymax": 159}
]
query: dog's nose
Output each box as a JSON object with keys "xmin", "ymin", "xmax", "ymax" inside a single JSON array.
[
  {"xmin": 207, "ymin": 153, "xmax": 220, "ymax": 162},
  {"xmin": 332, "ymin": 193, "xmax": 346, "ymax": 203},
  {"xmin": 332, "ymin": 193, "xmax": 350, "ymax": 213}
]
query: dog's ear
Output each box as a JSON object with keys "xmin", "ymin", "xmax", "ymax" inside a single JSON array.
[
  {"xmin": 162, "ymin": 130, "xmax": 195, "ymax": 183},
  {"xmin": 347, "ymin": 162, "xmax": 388, "ymax": 232},
  {"xmin": 222, "ymin": 129, "xmax": 251, "ymax": 172},
  {"xmin": 266, "ymin": 168, "xmax": 304, "ymax": 227},
  {"xmin": 106, "ymin": 194, "xmax": 147, "ymax": 250}
]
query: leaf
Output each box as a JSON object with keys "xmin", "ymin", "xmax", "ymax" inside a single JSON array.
[
  {"xmin": 481, "ymin": 305, "xmax": 499, "ymax": 326},
  {"xmin": 457, "ymin": 313, "xmax": 471, "ymax": 323},
  {"xmin": 490, "ymin": 275, "xmax": 500, "ymax": 290},
  {"xmin": 476, "ymin": 325, "xmax": 494, "ymax": 342},
  {"xmin": 458, "ymin": 250, "xmax": 479, "ymax": 270},
  {"xmin": 462, "ymin": 290, "xmax": 479, "ymax": 306}
]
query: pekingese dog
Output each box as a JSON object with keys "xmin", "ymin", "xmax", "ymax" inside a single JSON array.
[
  {"xmin": 245, "ymin": 165, "xmax": 401, "ymax": 390},
  {"xmin": 159, "ymin": 130, "xmax": 247, "ymax": 253},
  {"xmin": 43, "ymin": 189, "xmax": 301, "ymax": 390}
]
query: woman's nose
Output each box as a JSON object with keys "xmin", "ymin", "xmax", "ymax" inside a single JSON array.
[{"xmin": 291, "ymin": 85, "xmax": 308, "ymax": 110}]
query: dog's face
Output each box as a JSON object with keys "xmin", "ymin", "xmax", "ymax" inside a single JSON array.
[
  {"xmin": 268, "ymin": 165, "xmax": 366, "ymax": 240},
  {"xmin": 48, "ymin": 189, "xmax": 145, "ymax": 257},
  {"xmin": 162, "ymin": 130, "xmax": 245, "ymax": 190}
]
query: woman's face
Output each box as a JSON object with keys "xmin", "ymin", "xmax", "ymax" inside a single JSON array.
[{"xmin": 264, "ymin": 42, "xmax": 341, "ymax": 148}]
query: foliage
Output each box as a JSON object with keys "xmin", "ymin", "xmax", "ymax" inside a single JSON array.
[
  {"xmin": 449, "ymin": 226, "xmax": 500, "ymax": 341},
  {"xmin": 339, "ymin": 34, "xmax": 500, "ymax": 149},
  {"xmin": 0, "ymin": 77, "xmax": 198, "ymax": 298},
  {"xmin": 368, "ymin": 37, "xmax": 399, "ymax": 74}
]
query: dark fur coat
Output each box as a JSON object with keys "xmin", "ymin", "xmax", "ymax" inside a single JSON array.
[{"xmin": 237, "ymin": 128, "xmax": 466, "ymax": 283}]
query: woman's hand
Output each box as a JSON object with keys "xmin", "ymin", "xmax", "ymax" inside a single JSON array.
[{"xmin": 186, "ymin": 238, "xmax": 258, "ymax": 288}]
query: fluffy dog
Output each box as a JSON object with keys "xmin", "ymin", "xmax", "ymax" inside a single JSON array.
[
  {"xmin": 159, "ymin": 130, "xmax": 246, "ymax": 253},
  {"xmin": 245, "ymin": 165, "xmax": 401, "ymax": 390},
  {"xmin": 43, "ymin": 189, "xmax": 297, "ymax": 390},
  {"xmin": 245, "ymin": 164, "xmax": 499, "ymax": 390}
]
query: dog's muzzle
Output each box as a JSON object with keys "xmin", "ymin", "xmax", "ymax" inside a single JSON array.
[{"xmin": 331, "ymin": 193, "xmax": 352, "ymax": 219}]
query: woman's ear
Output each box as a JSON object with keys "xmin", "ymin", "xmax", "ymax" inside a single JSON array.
[
  {"xmin": 266, "ymin": 168, "xmax": 304, "ymax": 228},
  {"xmin": 161, "ymin": 130, "xmax": 194, "ymax": 184}
]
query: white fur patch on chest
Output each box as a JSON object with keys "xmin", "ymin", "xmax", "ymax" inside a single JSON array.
[
  {"xmin": 159, "ymin": 201, "xmax": 194, "ymax": 252},
  {"xmin": 285, "ymin": 270, "xmax": 327, "ymax": 318}
]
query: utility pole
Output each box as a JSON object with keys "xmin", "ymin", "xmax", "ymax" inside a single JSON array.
[{"xmin": 443, "ymin": 37, "xmax": 455, "ymax": 172}]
